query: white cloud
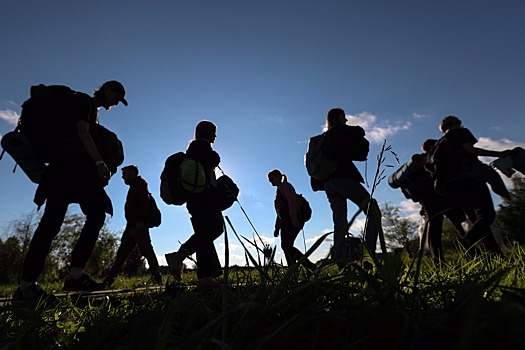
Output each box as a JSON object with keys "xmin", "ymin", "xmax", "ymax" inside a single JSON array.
[
  {"xmin": 0, "ymin": 109, "xmax": 20, "ymax": 126},
  {"xmin": 412, "ymin": 113, "xmax": 429, "ymax": 120},
  {"xmin": 345, "ymin": 111, "xmax": 412, "ymax": 144}
]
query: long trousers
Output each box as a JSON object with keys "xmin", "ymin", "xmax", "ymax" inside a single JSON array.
[
  {"xmin": 21, "ymin": 195, "xmax": 105, "ymax": 282},
  {"xmin": 180, "ymin": 211, "xmax": 224, "ymax": 279},
  {"xmin": 106, "ymin": 226, "xmax": 159, "ymax": 280}
]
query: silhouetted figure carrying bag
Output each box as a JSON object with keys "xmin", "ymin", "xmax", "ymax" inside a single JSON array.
[{"xmin": 1, "ymin": 84, "xmax": 123, "ymax": 183}]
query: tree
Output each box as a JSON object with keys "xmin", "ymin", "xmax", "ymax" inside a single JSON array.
[
  {"xmin": 1, "ymin": 210, "xmax": 120, "ymax": 283},
  {"xmin": 381, "ymin": 202, "xmax": 419, "ymax": 253},
  {"xmin": 494, "ymin": 177, "xmax": 525, "ymax": 244}
]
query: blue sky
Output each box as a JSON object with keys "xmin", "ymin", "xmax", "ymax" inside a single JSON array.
[{"xmin": 1, "ymin": 1, "xmax": 524, "ymax": 267}]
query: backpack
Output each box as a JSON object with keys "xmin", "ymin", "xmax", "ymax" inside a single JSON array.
[
  {"xmin": 425, "ymin": 135, "xmax": 468, "ymax": 180},
  {"xmin": 146, "ymin": 194, "xmax": 162, "ymax": 228},
  {"xmin": 89, "ymin": 124, "xmax": 124, "ymax": 175},
  {"xmin": 346, "ymin": 125, "xmax": 370, "ymax": 161},
  {"xmin": 216, "ymin": 174, "xmax": 240, "ymax": 211},
  {"xmin": 160, "ymin": 152, "xmax": 189, "ymax": 205},
  {"xmin": 296, "ymin": 193, "xmax": 312, "ymax": 223},
  {"xmin": 388, "ymin": 156, "xmax": 429, "ymax": 202},
  {"xmin": 305, "ymin": 133, "xmax": 337, "ymax": 181},
  {"xmin": 18, "ymin": 84, "xmax": 78, "ymax": 162},
  {"xmin": 179, "ymin": 158, "xmax": 207, "ymax": 193}
]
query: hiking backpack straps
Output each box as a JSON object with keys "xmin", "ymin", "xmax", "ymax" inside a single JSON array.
[{"xmin": 305, "ymin": 133, "xmax": 337, "ymax": 181}]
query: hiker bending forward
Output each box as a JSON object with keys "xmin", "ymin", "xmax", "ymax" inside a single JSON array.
[
  {"xmin": 322, "ymin": 108, "xmax": 381, "ymax": 266},
  {"xmin": 165, "ymin": 120, "xmax": 223, "ymax": 288},
  {"xmin": 15, "ymin": 81, "xmax": 127, "ymax": 306},
  {"xmin": 268, "ymin": 169, "xmax": 316, "ymax": 271}
]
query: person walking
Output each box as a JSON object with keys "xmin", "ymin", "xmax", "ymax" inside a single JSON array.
[
  {"xmin": 103, "ymin": 165, "xmax": 162, "ymax": 288},
  {"xmin": 165, "ymin": 120, "xmax": 224, "ymax": 288},
  {"xmin": 14, "ymin": 80, "xmax": 128, "ymax": 307},
  {"xmin": 430, "ymin": 115, "xmax": 515, "ymax": 256},
  {"xmin": 268, "ymin": 169, "xmax": 316, "ymax": 271},
  {"xmin": 321, "ymin": 108, "xmax": 382, "ymax": 268}
]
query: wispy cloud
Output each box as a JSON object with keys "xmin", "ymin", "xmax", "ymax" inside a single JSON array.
[
  {"xmin": 412, "ymin": 112, "xmax": 430, "ymax": 120},
  {"xmin": 345, "ymin": 111, "xmax": 411, "ymax": 144},
  {"xmin": 0, "ymin": 109, "xmax": 20, "ymax": 126}
]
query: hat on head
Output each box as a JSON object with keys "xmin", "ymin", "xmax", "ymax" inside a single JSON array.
[{"xmin": 103, "ymin": 80, "xmax": 128, "ymax": 106}]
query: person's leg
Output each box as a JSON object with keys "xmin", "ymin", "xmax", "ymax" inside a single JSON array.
[
  {"xmin": 105, "ymin": 227, "xmax": 137, "ymax": 283},
  {"xmin": 324, "ymin": 181, "xmax": 348, "ymax": 264},
  {"xmin": 426, "ymin": 214, "xmax": 445, "ymax": 260},
  {"xmin": 21, "ymin": 197, "xmax": 69, "ymax": 283},
  {"xmin": 280, "ymin": 223, "xmax": 316, "ymax": 270},
  {"xmin": 71, "ymin": 200, "xmax": 106, "ymax": 270},
  {"xmin": 186, "ymin": 212, "xmax": 224, "ymax": 279},
  {"xmin": 325, "ymin": 178, "xmax": 380, "ymax": 256},
  {"xmin": 448, "ymin": 180, "xmax": 500, "ymax": 254},
  {"xmin": 133, "ymin": 227, "xmax": 160, "ymax": 274}
]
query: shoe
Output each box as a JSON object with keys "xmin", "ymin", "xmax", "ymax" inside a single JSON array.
[
  {"xmin": 63, "ymin": 273, "xmax": 103, "ymax": 291},
  {"xmin": 165, "ymin": 252, "xmax": 184, "ymax": 281},
  {"xmin": 152, "ymin": 272, "xmax": 163, "ymax": 285},
  {"xmin": 12, "ymin": 284, "xmax": 60, "ymax": 309},
  {"xmin": 196, "ymin": 277, "xmax": 219, "ymax": 289}
]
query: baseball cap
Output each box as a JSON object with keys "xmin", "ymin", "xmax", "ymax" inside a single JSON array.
[{"xmin": 103, "ymin": 80, "xmax": 128, "ymax": 106}]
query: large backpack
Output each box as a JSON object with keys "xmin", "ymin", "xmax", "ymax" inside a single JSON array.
[
  {"xmin": 160, "ymin": 152, "xmax": 189, "ymax": 205},
  {"xmin": 146, "ymin": 194, "xmax": 162, "ymax": 228},
  {"xmin": 179, "ymin": 158, "xmax": 207, "ymax": 193},
  {"xmin": 425, "ymin": 135, "xmax": 468, "ymax": 181},
  {"xmin": 388, "ymin": 155, "xmax": 430, "ymax": 202},
  {"xmin": 305, "ymin": 133, "xmax": 337, "ymax": 181},
  {"xmin": 18, "ymin": 84, "xmax": 78, "ymax": 162}
]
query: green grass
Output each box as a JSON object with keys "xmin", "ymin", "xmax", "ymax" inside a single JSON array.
[{"xmin": 2, "ymin": 244, "xmax": 525, "ymax": 350}]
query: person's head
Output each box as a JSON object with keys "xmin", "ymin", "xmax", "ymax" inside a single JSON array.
[
  {"xmin": 267, "ymin": 169, "xmax": 287, "ymax": 186},
  {"xmin": 439, "ymin": 115, "xmax": 462, "ymax": 133},
  {"xmin": 121, "ymin": 165, "xmax": 139, "ymax": 185},
  {"xmin": 195, "ymin": 120, "xmax": 217, "ymax": 143},
  {"xmin": 326, "ymin": 108, "xmax": 346, "ymax": 129},
  {"xmin": 421, "ymin": 139, "xmax": 437, "ymax": 153},
  {"xmin": 93, "ymin": 80, "xmax": 128, "ymax": 111}
]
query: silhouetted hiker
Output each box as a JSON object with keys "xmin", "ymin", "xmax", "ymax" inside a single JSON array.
[
  {"xmin": 390, "ymin": 139, "xmax": 471, "ymax": 261},
  {"xmin": 268, "ymin": 169, "xmax": 316, "ymax": 272},
  {"xmin": 427, "ymin": 115, "xmax": 515, "ymax": 256},
  {"xmin": 13, "ymin": 81, "xmax": 127, "ymax": 307},
  {"xmin": 318, "ymin": 108, "xmax": 381, "ymax": 268},
  {"xmin": 165, "ymin": 120, "xmax": 224, "ymax": 289},
  {"xmin": 103, "ymin": 165, "xmax": 162, "ymax": 288}
]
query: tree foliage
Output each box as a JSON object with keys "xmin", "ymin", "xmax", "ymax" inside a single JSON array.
[
  {"xmin": 381, "ymin": 202, "xmax": 419, "ymax": 253},
  {"xmin": 0, "ymin": 210, "xmax": 121, "ymax": 284},
  {"xmin": 495, "ymin": 177, "xmax": 525, "ymax": 244}
]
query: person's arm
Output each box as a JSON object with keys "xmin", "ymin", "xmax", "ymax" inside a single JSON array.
[
  {"xmin": 462, "ymin": 143, "xmax": 513, "ymax": 158},
  {"xmin": 77, "ymin": 120, "xmax": 111, "ymax": 183}
]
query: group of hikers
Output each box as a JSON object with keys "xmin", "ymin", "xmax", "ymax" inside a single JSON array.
[{"xmin": 1, "ymin": 80, "xmax": 520, "ymax": 308}]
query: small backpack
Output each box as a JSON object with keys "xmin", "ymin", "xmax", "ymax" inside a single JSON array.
[
  {"xmin": 160, "ymin": 152, "xmax": 189, "ymax": 205},
  {"xmin": 346, "ymin": 126, "xmax": 370, "ymax": 162},
  {"xmin": 146, "ymin": 194, "xmax": 162, "ymax": 228},
  {"xmin": 215, "ymin": 174, "xmax": 240, "ymax": 211},
  {"xmin": 305, "ymin": 133, "xmax": 337, "ymax": 181},
  {"xmin": 89, "ymin": 124, "xmax": 124, "ymax": 175},
  {"xmin": 296, "ymin": 193, "xmax": 312, "ymax": 223}
]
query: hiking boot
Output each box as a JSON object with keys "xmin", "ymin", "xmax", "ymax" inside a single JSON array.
[
  {"xmin": 12, "ymin": 284, "xmax": 60, "ymax": 309},
  {"xmin": 165, "ymin": 251, "xmax": 184, "ymax": 281},
  {"xmin": 63, "ymin": 273, "xmax": 103, "ymax": 291},
  {"xmin": 152, "ymin": 272, "xmax": 163, "ymax": 285}
]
